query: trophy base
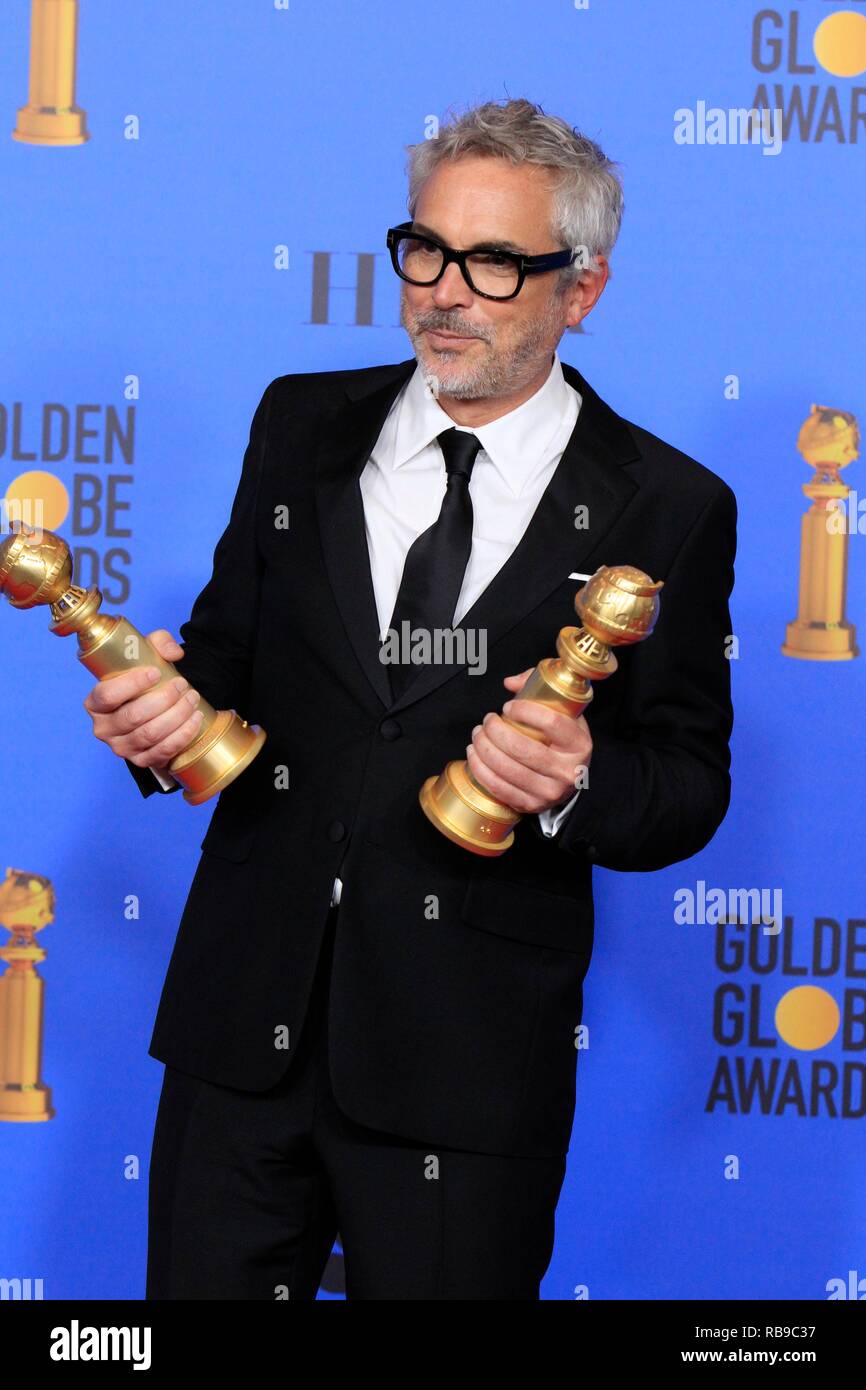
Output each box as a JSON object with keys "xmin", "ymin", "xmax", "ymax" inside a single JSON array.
[
  {"xmin": 0, "ymin": 1083, "xmax": 54, "ymax": 1122},
  {"xmin": 782, "ymin": 621, "xmax": 858, "ymax": 660},
  {"xmin": 169, "ymin": 710, "xmax": 267, "ymax": 805},
  {"xmin": 419, "ymin": 762, "xmax": 519, "ymax": 857},
  {"xmin": 12, "ymin": 106, "xmax": 89, "ymax": 145}
]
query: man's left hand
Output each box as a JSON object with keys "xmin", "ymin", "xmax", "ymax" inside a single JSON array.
[{"xmin": 465, "ymin": 668, "xmax": 594, "ymax": 815}]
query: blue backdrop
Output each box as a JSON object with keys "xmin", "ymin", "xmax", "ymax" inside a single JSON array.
[{"xmin": 1, "ymin": 0, "xmax": 864, "ymax": 1300}]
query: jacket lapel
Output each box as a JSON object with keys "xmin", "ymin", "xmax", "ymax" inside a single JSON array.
[
  {"xmin": 314, "ymin": 362, "xmax": 416, "ymax": 709},
  {"xmin": 314, "ymin": 357, "xmax": 641, "ymax": 713}
]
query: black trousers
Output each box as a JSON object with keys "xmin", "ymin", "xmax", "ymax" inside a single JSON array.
[{"xmin": 146, "ymin": 902, "xmax": 567, "ymax": 1300}]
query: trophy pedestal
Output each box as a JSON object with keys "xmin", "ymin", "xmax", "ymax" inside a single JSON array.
[
  {"xmin": 171, "ymin": 711, "xmax": 267, "ymax": 805},
  {"xmin": 781, "ymin": 621, "xmax": 858, "ymax": 660},
  {"xmin": 12, "ymin": 106, "xmax": 88, "ymax": 146},
  {"xmin": 420, "ymin": 763, "xmax": 519, "ymax": 856},
  {"xmin": 0, "ymin": 1083, "xmax": 54, "ymax": 1122}
]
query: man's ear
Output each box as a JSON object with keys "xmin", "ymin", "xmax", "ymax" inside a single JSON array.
[{"xmin": 564, "ymin": 256, "xmax": 609, "ymax": 330}]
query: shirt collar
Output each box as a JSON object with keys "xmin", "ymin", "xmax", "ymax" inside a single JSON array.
[{"xmin": 386, "ymin": 348, "xmax": 578, "ymax": 498}]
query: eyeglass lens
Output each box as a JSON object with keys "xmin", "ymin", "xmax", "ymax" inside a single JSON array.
[{"xmin": 396, "ymin": 234, "xmax": 519, "ymax": 297}]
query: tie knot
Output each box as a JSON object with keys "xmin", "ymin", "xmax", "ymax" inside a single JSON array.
[{"xmin": 437, "ymin": 427, "xmax": 482, "ymax": 482}]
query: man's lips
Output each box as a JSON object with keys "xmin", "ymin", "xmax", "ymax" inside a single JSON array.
[{"xmin": 425, "ymin": 328, "xmax": 479, "ymax": 344}]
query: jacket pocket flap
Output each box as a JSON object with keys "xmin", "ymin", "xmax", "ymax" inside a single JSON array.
[{"xmin": 460, "ymin": 873, "xmax": 590, "ymax": 953}]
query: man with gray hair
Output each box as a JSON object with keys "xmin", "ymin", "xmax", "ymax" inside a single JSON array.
[{"xmin": 85, "ymin": 98, "xmax": 736, "ymax": 1299}]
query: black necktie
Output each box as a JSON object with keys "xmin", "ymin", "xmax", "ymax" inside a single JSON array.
[{"xmin": 385, "ymin": 427, "xmax": 483, "ymax": 701}]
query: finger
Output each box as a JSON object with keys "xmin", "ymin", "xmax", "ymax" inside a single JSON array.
[
  {"xmin": 89, "ymin": 677, "xmax": 194, "ymax": 743},
  {"xmin": 147, "ymin": 628, "xmax": 185, "ymax": 661},
  {"xmin": 474, "ymin": 713, "xmax": 592, "ymax": 793},
  {"xmin": 465, "ymin": 739, "xmax": 564, "ymax": 814},
  {"xmin": 471, "ymin": 717, "xmax": 570, "ymax": 793},
  {"xmin": 473, "ymin": 713, "xmax": 588, "ymax": 796},
  {"xmin": 118, "ymin": 686, "xmax": 203, "ymax": 755},
  {"xmin": 84, "ymin": 664, "xmax": 163, "ymax": 715},
  {"xmin": 475, "ymin": 713, "xmax": 547, "ymax": 775},
  {"xmin": 500, "ymin": 699, "xmax": 591, "ymax": 751},
  {"xmin": 502, "ymin": 668, "xmax": 534, "ymax": 690},
  {"xmin": 126, "ymin": 708, "xmax": 205, "ymax": 769}
]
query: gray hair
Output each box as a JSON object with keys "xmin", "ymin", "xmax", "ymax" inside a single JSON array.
[{"xmin": 404, "ymin": 98, "xmax": 624, "ymax": 288}]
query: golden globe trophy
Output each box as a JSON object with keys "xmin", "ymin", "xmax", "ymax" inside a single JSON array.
[
  {"xmin": 782, "ymin": 405, "xmax": 859, "ymax": 661},
  {"xmin": 0, "ymin": 868, "xmax": 55, "ymax": 1123},
  {"xmin": 419, "ymin": 564, "xmax": 663, "ymax": 856},
  {"xmin": 12, "ymin": 0, "xmax": 89, "ymax": 146},
  {"xmin": 0, "ymin": 522, "xmax": 266, "ymax": 804}
]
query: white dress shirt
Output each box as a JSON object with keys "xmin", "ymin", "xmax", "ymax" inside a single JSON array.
[{"xmin": 152, "ymin": 349, "xmax": 585, "ymax": 905}]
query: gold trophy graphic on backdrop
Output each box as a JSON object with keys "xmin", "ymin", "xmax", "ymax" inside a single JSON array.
[
  {"xmin": 0, "ymin": 523, "xmax": 267, "ymax": 803},
  {"xmin": 13, "ymin": 0, "xmax": 89, "ymax": 146},
  {"xmin": 782, "ymin": 405, "xmax": 859, "ymax": 661},
  {"xmin": 0, "ymin": 868, "xmax": 55, "ymax": 1122},
  {"xmin": 419, "ymin": 564, "xmax": 663, "ymax": 856}
]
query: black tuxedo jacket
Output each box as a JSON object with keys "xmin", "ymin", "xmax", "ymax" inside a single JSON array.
[{"xmin": 126, "ymin": 357, "xmax": 736, "ymax": 1158}]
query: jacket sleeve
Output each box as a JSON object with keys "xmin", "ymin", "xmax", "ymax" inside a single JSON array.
[
  {"xmin": 552, "ymin": 481, "xmax": 737, "ymax": 872},
  {"xmin": 124, "ymin": 760, "xmax": 181, "ymax": 798},
  {"xmin": 124, "ymin": 380, "xmax": 274, "ymax": 798}
]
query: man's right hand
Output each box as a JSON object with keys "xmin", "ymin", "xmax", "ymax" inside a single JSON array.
[{"xmin": 83, "ymin": 629, "xmax": 204, "ymax": 771}]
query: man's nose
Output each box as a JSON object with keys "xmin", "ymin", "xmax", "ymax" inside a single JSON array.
[{"xmin": 430, "ymin": 260, "xmax": 474, "ymax": 306}]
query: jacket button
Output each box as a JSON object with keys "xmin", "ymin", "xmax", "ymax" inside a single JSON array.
[
  {"xmin": 586, "ymin": 844, "xmax": 597, "ymax": 859},
  {"xmin": 327, "ymin": 820, "xmax": 346, "ymax": 842},
  {"xmin": 379, "ymin": 719, "xmax": 402, "ymax": 741}
]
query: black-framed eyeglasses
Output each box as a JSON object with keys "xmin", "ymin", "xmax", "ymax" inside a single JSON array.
[{"xmin": 386, "ymin": 221, "xmax": 584, "ymax": 301}]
